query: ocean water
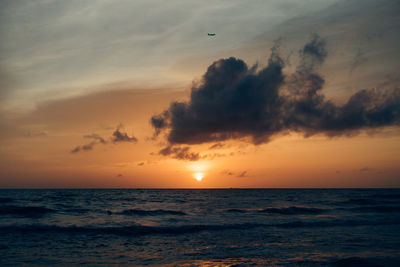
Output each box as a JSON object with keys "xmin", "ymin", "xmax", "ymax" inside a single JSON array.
[{"xmin": 0, "ymin": 189, "xmax": 399, "ymax": 266}]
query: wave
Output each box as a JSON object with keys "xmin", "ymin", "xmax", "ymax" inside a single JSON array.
[
  {"xmin": 62, "ymin": 208, "xmax": 90, "ymax": 214},
  {"xmin": 119, "ymin": 209, "xmax": 187, "ymax": 216},
  {"xmin": 339, "ymin": 198, "xmax": 380, "ymax": 205},
  {"xmin": 349, "ymin": 205, "xmax": 400, "ymax": 213},
  {"xmin": 226, "ymin": 208, "xmax": 248, "ymax": 213},
  {"xmin": 275, "ymin": 219, "xmax": 399, "ymax": 228},
  {"xmin": 0, "ymin": 205, "xmax": 55, "ymax": 217},
  {"xmin": 38, "ymin": 193, "xmax": 78, "ymax": 202},
  {"xmin": 1, "ymin": 218, "xmax": 397, "ymax": 236},
  {"xmin": 258, "ymin": 206, "xmax": 327, "ymax": 215}
]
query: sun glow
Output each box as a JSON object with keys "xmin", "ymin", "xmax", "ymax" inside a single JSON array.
[
  {"xmin": 188, "ymin": 161, "xmax": 210, "ymax": 182},
  {"xmin": 193, "ymin": 172, "xmax": 204, "ymax": 181}
]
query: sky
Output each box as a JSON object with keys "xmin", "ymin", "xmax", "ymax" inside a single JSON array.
[{"xmin": 0, "ymin": 0, "xmax": 399, "ymax": 188}]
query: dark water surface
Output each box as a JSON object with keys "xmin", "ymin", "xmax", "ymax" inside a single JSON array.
[{"xmin": 0, "ymin": 189, "xmax": 399, "ymax": 266}]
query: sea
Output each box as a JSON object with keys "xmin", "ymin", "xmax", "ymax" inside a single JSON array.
[{"xmin": 0, "ymin": 189, "xmax": 399, "ymax": 266}]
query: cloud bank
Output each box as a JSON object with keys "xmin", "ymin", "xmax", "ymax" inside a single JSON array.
[{"xmin": 151, "ymin": 34, "xmax": 400, "ymax": 148}]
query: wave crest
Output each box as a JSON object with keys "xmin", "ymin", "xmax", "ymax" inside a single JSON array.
[
  {"xmin": 258, "ymin": 206, "xmax": 327, "ymax": 215},
  {"xmin": 1, "ymin": 218, "xmax": 398, "ymax": 236},
  {"xmin": 119, "ymin": 209, "xmax": 186, "ymax": 216}
]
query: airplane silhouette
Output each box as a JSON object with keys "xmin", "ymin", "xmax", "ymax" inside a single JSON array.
[{"xmin": 207, "ymin": 33, "xmax": 216, "ymax": 36}]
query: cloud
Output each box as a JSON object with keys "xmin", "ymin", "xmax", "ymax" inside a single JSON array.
[
  {"xmin": 70, "ymin": 141, "xmax": 96, "ymax": 153},
  {"xmin": 84, "ymin": 133, "xmax": 106, "ymax": 144},
  {"xmin": 71, "ymin": 125, "xmax": 137, "ymax": 153},
  {"xmin": 25, "ymin": 131, "xmax": 47, "ymax": 137},
  {"xmin": 221, "ymin": 169, "xmax": 234, "ymax": 176},
  {"xmin": 349, "ymin": 47, "xmax": 368, "ymax": 74},
  {"xmin": 136, "ymin": 160, "xmax": 157, "ymax": 166},
  {"xmin": 70, "ymin": 146, "xmax": 81, "ymax": 153},
  {"xmin": 221, "ymin": 169, "xmax": 249, "ymax": 177},
  {"xmin": 237, "ymin": 171, "xmax": 248, "ymax": 178},
  {"xmin": 202, "ymin": 152, "xmax": 228, "ymax": 160},
  {"xmin": 151, "ymin": 34, "xmax": 400, "ymax": 147},
  {"xmin": 112, "ymin": 128, "xmax": 138, "ymax": 143},
  {"xmin": 209, "ymin": 143, "xmax": 225, "ymax": 149},
  {"xmin": 155, "ymin": 145, "xmax": 235, "ymax": 161},
  {"xmin": 298, "ymin": 33, "xmax": 327, "ymax": 72},
  {"xmin": 359, "ymin": 167, "xmax": 369, "ymax": 172},
  {"xmin": 0, "ymin": 0, "xmax": 338, "ymax": 113},
  {"xmin": 158, "ymin": 146, "xmax": 200, "ymax": 161}
]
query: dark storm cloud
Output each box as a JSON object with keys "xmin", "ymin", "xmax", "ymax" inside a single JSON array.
[
  {"xmin": 152, "ymin": 44, "xmax": 285, "ymax": 145},
  {"xmin": 151, "ymin": 34, "xmax": 400, "ymax": 149},
  {"xmin": 298, "ymin": 33, "xmax": 327, "ymax": 72}
]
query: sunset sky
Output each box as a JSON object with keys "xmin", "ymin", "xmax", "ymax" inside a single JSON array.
[{"xmin": 0, "ymin": 0, "xmax": 399, "ymax": 188}]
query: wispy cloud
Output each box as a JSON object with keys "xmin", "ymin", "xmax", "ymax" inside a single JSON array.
[
  {"xmin": 158, "ymin": 146, "xmax": 200, "ymax": 161},
  {"xmin": 221, "ymin": 169, "xmax": 250, "ymax": 177},
  {"xmin": 209, "ymin": 143, "xmax": 225, "ymax": 149},
  {"xmin": 70, "ymin": 141, "xmax": 97, "ymax": 154},
  {"xmin": 84, "ymin": 133, "xmax": 106, "ymax": 144},
  {"xmin": 70, "ymin": 125, "xmax": 138, "ymax": 153},
  {"xmin": 25, "ymin": 131, "xmax": 47, "ymax": 137},
  {"xmin": 112, "ymin": 128, "xmax": 138, "ymax": 143}
]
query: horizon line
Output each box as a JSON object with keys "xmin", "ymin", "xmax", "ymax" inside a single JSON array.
[{"xmin": 0, "ymin": 187, "xmax": 399, "ymax": 190}]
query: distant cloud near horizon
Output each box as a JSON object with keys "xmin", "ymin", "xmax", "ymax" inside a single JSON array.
[
  {"xmin": 151, "ymin": 35, "xmax": 400, "ymax": 152},
  {"xmin": 221, "ymin": 169, "xmax": 249, "ymax": 177}
]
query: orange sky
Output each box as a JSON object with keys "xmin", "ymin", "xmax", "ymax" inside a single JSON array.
[{"xmin": 0, "ymin": 86, "xmax": 399, "ymax": 188}]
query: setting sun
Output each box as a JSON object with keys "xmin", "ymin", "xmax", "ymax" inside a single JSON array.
[
  {"xmin": 193, "ymin": 173, "xmax": 204, "ymax": 182},
  {"xmin": 188, "ymin": 161, "xmax": 209, "ymax": 182}
]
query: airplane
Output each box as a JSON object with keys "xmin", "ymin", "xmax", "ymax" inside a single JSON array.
[{"xmin": 207, "ymin": 33, "xmax": 216, "ymax": 36}]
